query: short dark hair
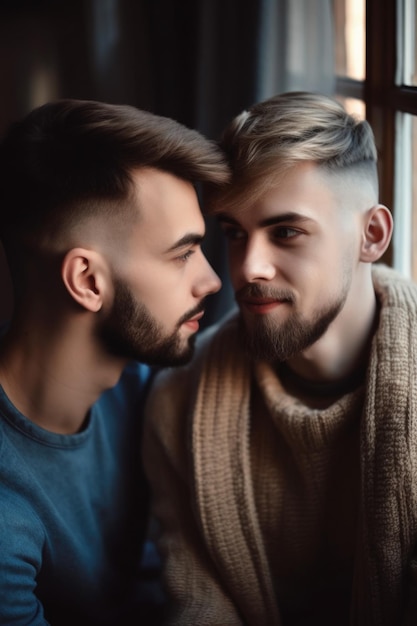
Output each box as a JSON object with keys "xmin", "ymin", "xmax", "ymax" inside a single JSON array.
[{"xmin": 0, "ymin": 98, "xmax": 230, "ymax": 292}]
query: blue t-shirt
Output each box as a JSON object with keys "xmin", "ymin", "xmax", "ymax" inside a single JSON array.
[{"xmin": 0, "ymin": 361, "xmax": 152, "ymax": 625}]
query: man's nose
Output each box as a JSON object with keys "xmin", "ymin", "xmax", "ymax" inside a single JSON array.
[
  {"xmin": 239, "ymin": 237, "xmax": 276, "ymax": 283},
  {"xmin": 194, "ymin": 253, "xmax": 222, "ymax": 297}
]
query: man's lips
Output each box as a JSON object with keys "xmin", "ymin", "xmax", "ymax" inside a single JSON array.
[
  {"xmin": 239, "ymin": 297, "xmax": 287, "ymax": 314},
  {"xmin": 182, "ymin": 310, "xmax": 205, "ymax": 331}
]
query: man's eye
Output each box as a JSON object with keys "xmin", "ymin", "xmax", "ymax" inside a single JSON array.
[
  {"xmin": 272, "ymin": 226, "xmax": 300, "ymax": 240},
  {"xmin": 177, "ymin": 249, "xmax": 195, "ymax": 262}
]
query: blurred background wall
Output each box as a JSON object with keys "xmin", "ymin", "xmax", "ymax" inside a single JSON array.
[{"xmin": 0, "ymin": 0, "xmax": 335, "ymax": 327}]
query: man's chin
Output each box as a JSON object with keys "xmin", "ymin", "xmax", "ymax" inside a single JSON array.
[{"xmin": 147, "ymin": 334, "xmax": 197, "ymax": 367}]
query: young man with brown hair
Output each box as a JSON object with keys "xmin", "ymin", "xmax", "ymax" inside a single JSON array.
[{"xmin": 0, "ymin": 98, "xmax": 228, "ymax": 625}]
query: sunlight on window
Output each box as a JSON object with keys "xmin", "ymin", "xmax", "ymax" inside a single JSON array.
[
  {"xmin": 337, "ymin": 96, "xmax": 365, "ymax": 119},
  {"xmin": 334, "ymin": 0, "xmax": 365, "ymax": 80},
  {"xmin": 412, "ymin": 116, "xmax": 417, "ymax": 279},
  {"xmin": 393, "ymin": 2, "xmax": 417, "ymax": 280},
  {"xmin": 345, "ymin": 0, "xmax": 365, "ymax": 80},
  {"xmin": 393, "ymin": 113, "xmax": 415, "ymax": 279},
  {"xmin": 400, "ymin": 0, "xmax": 417, "ymax": 86}
]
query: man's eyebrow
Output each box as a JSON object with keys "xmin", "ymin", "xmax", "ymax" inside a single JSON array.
[
  {"xmin": 259, "ymin": 213, "xmax": 314, "ymax": 227},
  {"xmin": 217, "ymin": 212, "xmax": 314, "ymax": 227},
  {"xmin": 165, "ymin": 233, "xmax": 204, "ymax": 253}
]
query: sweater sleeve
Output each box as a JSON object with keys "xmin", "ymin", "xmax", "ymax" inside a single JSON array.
[
  {"xmin": 0, "ymin": 491, "xmax": 49, "ymax": 625},
  {"xmin": 143, "ymin": 364, "xmax": 244, "ymax": 626}
]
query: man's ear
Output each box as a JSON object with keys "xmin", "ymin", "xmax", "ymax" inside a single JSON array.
[
  {"xmin": 61, "ymin": 248, "xmax": 108, "ymax": 312},
  {"xmin": 360, "ymin": 204, "xmax": 393, "ymax": 263}
]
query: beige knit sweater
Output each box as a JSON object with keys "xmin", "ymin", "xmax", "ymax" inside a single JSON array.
[{"xmin": 143, "ymin": 265, "xmax": 417, "ymax": 625}]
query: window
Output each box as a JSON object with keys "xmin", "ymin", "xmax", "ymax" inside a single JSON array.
[
  {"xmin": 333, "ymin": 0, "xmax": 417, "ymax": 280},
  {"xmin": 333, "ymin": 0, "xmax": 366, "ymax": 118}
]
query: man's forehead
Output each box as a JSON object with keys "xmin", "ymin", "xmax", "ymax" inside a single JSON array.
[
  {"xmin": 215, "ymin": 160, "xmax": 370, "ymax": 226},
  {"xmin": 211, "ymin": 161, "xmax": 311, "ymax": 217},
  {"xmin": 123, "ymin": 169, "xmax": 206, "ymax": 254},
  {"xmin": 216, "ymin": 175, "xmax": 328, "ymax": 222}
]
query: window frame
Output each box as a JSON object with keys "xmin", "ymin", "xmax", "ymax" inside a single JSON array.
[{"xmin": 335, "ymin": 0, "xmax": 417, "ymax": 268}]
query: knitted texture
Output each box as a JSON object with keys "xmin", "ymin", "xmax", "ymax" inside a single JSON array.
[
  {"xmin": 357, "ymin": 265, "xmax": 417, "ymax": 624},
  {"xmin": 192, "ymin": 317, "xmax": 281, "ymax": 625},
  {"xmin": 144, "ymin": 264, "xmax": 417, "ymax": 625}
]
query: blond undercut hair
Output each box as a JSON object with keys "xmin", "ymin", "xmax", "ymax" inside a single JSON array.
[{"xmin": 206, "ymin": 91, "xmax": 378, "ymax": 213}]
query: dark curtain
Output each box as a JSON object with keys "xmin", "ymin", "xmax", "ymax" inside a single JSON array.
[
  {"xmin": 140, "ymin": 0, "xmax": 266, "ymax": 327},
  {"xmin": 135, "ymin": 0, "xmax": 266, "ymax": 327}
]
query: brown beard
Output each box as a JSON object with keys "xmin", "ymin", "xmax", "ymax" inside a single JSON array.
[
  {"xmin": 236, "ymin": 283, "xmax": 348, "ymax": 363},
  {"xmin": 97, "ymin": 279, "xmax": 204, "ymax": 366}
]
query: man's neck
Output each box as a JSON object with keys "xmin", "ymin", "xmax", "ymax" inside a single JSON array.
[{"xmin": 0, "ymin": 318, "xmax": 127, "ymax": 434}]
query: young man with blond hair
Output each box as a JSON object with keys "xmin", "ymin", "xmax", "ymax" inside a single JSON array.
[{"xmin": 144, "ymin": 92, "xmax": 417, "ymax": 625}]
